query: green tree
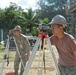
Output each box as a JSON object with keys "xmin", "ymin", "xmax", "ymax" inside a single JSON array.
[
  {"xmin": 0, "ymin": 8, "xmax": 5, "ymax": 29},
  {"xmin": 0, "ymin": 2, "xmax": 24, "ymax": 30},
  {"xmin": 36, "ymin": 0, "xmax": 67, "ymax": 20},
  {"xmin": 35, "ymin": 0, "xmax": 67, "ymax": 36},
  {"xmin": 18, "ymin": 8, "xmax": 38, "ymax": 34}
]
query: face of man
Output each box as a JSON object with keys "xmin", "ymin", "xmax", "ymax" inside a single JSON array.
[
  {"xmin": 14, "ymin": 30, "xmax": 21, "ymax": 37},
  {"xmin": 51, "ymin": 24, "xmax": 64, "ymax": 35}
]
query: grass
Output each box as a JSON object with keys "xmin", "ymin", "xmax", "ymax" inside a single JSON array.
[
  {"xmin": 0, "ymin": 44, "xmax": 5, "ymax": 50},
  {"xmin": 0, "ymin": 50, "xmax": 4, "ymax": 52},
  {"xmin": 0, "ymin": 45, "xmax": 5, "ymax": 61},
  {"xmin": 0, "ymin": 45, "xmax": 15, "ymax": 62},
  {"xmin": 0, "ymin": 44, "xmax": 56, "ymax": 62}
]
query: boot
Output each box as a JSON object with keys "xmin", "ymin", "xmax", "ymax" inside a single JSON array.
[{"xmin": 14, "ymin": 71, "xmax": 18, "ymax": 75}]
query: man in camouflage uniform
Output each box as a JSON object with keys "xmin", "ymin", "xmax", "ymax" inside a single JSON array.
[{"xmin": 13, "ymin": 25, "xmax": 30, "ymax": 75}]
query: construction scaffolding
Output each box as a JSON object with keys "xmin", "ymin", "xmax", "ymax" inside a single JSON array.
[{"xmin": 66, "ymin": 0, "xmax": 76, "ymax": 38}]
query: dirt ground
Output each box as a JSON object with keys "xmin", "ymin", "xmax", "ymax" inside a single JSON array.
[{"xmin": 0, "ymin": 46, "xmax": 59, "ymax": 75}]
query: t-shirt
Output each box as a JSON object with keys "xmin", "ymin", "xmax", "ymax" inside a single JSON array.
[{"xmin": 50, "ymin": 32, "xmax": 76, "ymax": 66}]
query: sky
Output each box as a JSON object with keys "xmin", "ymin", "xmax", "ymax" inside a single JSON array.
[{"xmin": 0, "ymin": 0, "xmax": 38, "ymax": 10}]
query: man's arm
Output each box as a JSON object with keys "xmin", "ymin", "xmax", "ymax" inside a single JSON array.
[
  {"xmin": 73, "ymin": 39, "xmax": 76, "ymax": 56},
  {"xmin": 23, "ymin": 37, "xmax": 31, "ymax": 60},
  {"xmin": 68, "ymin": 37, "xmax": 76, "ymax": 56}
]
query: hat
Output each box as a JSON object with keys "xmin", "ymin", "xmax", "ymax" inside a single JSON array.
[
  {"xmin": 13, "ymin": 25, "xmax": 21, "ymax": 31},
  {"xmin": 49, "ymin": 15, "xmax": 67, "ymax": 27}
]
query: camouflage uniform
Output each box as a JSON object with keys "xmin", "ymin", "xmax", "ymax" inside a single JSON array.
[
  {"xmin": 58, "ymin": 65, "xmax": 76, "ymax": 75},
  {"xmin": 14, "ymin": 34, "xmax": 30, "ymax": 74}
]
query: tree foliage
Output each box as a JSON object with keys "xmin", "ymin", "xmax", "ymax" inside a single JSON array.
[
  {"xmin": 0, "ymin": 9, "xmax": 5, "ymax": 29},
  {"xmin": 0, "ymin": 1, "xmax": 75, "ymax": 37},
  {"xmin": 36, "ymin": 0, "xmax": 67, "ymax": 20},
  {"xmin": 18, "ymin": 8, "xmax": 39, "ymax": 34},
  {"xmin": 0, "ymin": 2, "xmax": 24, "ymax": 30},
  {"xmin": 0, "ymin": 2, "xmax": 39, "ymax": 36}
]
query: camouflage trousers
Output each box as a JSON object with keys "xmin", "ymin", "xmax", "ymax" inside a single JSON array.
[
  {"xmin": 14, "ymin": 53, "xmax": 27, "ymax": 72},
  {"xmin": 58, "ymin": 64, "xmax": 76, "ymax": 75}
]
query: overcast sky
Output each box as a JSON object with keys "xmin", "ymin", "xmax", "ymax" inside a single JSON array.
[{"xmin": 0, "ymin": 0, "xmax": 38, "ymax": 10}]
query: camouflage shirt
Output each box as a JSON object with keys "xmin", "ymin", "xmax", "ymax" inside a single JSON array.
[{"xmin": 14, "ymin": 34, "xmax": 31, "ymax": 55}]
